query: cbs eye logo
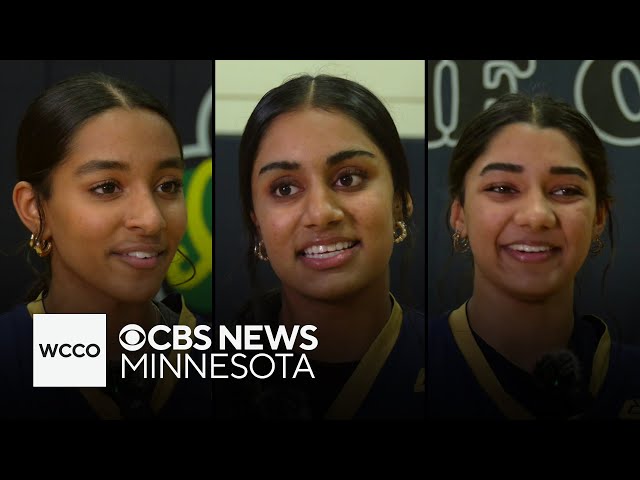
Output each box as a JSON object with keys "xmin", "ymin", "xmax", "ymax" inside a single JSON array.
[{"xmin": 119, "ymin": 324, "xmax": 146, "ymax": 352}]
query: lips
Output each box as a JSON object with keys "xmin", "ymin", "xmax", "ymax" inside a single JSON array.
[
  {"xmin": 113, "ymin": 245, "xmax": 165, "ymax": 257},
  {"xmin": 122, "ymin": 251, "xmax": 161, "ymax": 259},
  {"xmin": 111, "ymin": 244, "xmax": 167, "ymax": 270},
  {"xmin": 501, "ymin": 241, "xmax": 561, "ymax": 264},
  {"xmin": 506, "ymin": 244, "xmax": 553, "ymax": 253},
  {"xmin": 298, "ymin": 239, "xmax": 360, "ymax": 258},
  {"xmin": 503, "ymin": 239, "xmax": 560, "ymax": 251}
]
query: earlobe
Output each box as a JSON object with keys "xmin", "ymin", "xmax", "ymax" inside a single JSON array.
[
  {"xmin": 250, "ymin": 211, "xmax": 261, "ymax": 235},
  {"xmin": 13, "ymin": 181, "xmax": 44, "ymax": 235},
  {"xmin": 449, "ymin": 198, "xmax": 467, "ymax": 235},
  {"xmin": 393, "ymin": 193, "xmax": 414, "ymax": 220},
  {"xmin": 594, "ymin": 203, "xmax": 608, "ymax": 237},
  {"xmin": 405, "ymin": 193, "xmax": 414, "ymax": 218}
]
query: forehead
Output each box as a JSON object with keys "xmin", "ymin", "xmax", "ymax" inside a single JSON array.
[
  {"xmin": 471, "ymin": 122, "xmax": 587, "ymax": 173},
  {"xmin": 255, "ymin": 108, "xmax": 382, "ymax": 164},
  {"xmin": 64, "ymin": 107, "xmax": 179, "ymax": 164}
]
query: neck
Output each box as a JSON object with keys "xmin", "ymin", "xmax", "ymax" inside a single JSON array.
[
  {"xmin": 279, "ymin": 273, "xmax": 392, "ymax": 363},
  {"xmin": 44, "ymin": 279, "xmax": 157, "ymax": 362},
  {"xmin": 468, "ymin": 276, "xmax": 575, "ymax": 374}
]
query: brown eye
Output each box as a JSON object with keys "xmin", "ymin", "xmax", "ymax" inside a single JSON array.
[
  {"xmin": 335, "ymin": 173, "xmax": 364, "ymax": 188},
  {"xmin": 273, "ymin": 183, "xmax": 300, "ymax": 197},
  {"xmin": 339, "ymin": 175, "xmax": 354, "ymax": 187},
  {"xmin": 91, "ymin": 182, "xmax": 121, "ymax": 195},
  {"xmin": 279, "ymin": 185, "xmax": 292, "ymax": 195},
  {"xmin": 486, "ymin": 185, "xmax": 517, "ymax": 194},
  {"xmin": 552, "ymin": 187, "xmax": 583, "ymax": 197},
  {"xmin": 157, "ymin": 180, "xmax": 183, "ymax": 194}
]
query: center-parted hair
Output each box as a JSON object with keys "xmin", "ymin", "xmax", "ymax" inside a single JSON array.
[
  {"xmin": 238, "ymin": 74, "xmax": 413, "ymax": 274},
  {"xmin": 18, "ymin": 72, "xmax": 183, "ymax": 199}
]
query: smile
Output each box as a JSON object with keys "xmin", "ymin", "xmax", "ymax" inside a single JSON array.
[
  {"xmin": 113, "ymin": 250, "xmax": 166, "ymax": 270},
  {"xmin": 298, "ymin": 241, "xmax": 360, "ymax": 270},
  {"xmin": 302, "ymin": 241, "xmax": 356, "ymax": 258},
  {"xmin": 506, "ymin": 244, "xmax": 553, "ymax": 253},
  {"xmin": 125, "ymin": 251, "xmax": 160, "ymax": 259},
  {"xmin": 502, "ymin": 244, "xmax": 559, "ymax": 264}
]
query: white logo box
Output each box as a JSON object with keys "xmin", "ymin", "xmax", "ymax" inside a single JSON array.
[{"xmin": 33, "ymin": 314, "xmax": 107, "ymax": 387}]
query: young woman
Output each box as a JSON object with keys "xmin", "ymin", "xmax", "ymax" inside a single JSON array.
[
  {"xmin": 0, "ymin": 72, "xmax": 211, "ymax": 419},
  {"xmin": 428, "ymin": 93, "xmax": 640, "ymax": 419},
  {"xmin": 216, "ymin": 74, "xmax": 424, "ymax": 419}
]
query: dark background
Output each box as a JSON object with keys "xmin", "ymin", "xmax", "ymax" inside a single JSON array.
[
  {"xmin": 428, "ymin": 60, "xmax": 640, "ymax": 344},
  {"xmin": 214, "ymin": 136, "xmax": 426, "ymax": 326},
  {"xmin": 0, "ymin": 60, "xmax": 212, "ymax": 316}
]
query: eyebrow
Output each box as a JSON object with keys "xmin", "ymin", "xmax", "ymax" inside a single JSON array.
[
  {"xmin": 74, "ymin": 157, "xmax": 184, "ymax": 176},
  {"xmin": 327, "ymin": 149, "xmax": 375, "ymax": 166},
  {"xmin": 479, "ymin": 162, "xmax": 588, "ymax": 180},
  {"xmin": 549, "ymin": 166, "xmax": 588, "ymax": 180},
  {"xmin": 257, "ymin": 149, "xmax": 375, "ymax": 176}
]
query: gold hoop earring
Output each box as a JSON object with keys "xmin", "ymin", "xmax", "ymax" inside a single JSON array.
[
  {"xmin": 452, "ymin": 230, "xmax": 470, "ymax": 253},
  {"xmin": 393, "ymin": 221, "xmax": 408, "ymax": 244},
  {"xmin": 590, "ymin": 236, "xmax": 604, "ymax": 256},
  {"xmin": 29, "ymin": 233, "xmax": 52, "ymax": 257},
  {"xmin": 254, "ymin": 239, "xmax": 269, "ymax": 261}
]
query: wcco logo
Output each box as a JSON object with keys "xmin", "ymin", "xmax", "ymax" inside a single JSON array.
[
  {"xmin": 33, "ymin": 314, "xmax": 106, "ymax": 387},
  {"xmin": 39, "ymin": 343, "xmax": 101, "ymax": 358}
]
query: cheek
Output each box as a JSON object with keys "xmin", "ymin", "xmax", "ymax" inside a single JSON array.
[
  {"xmin": 465, "ymin": 203, "xmax": 504, "ymax": 241},
  {"xmin": 50, "ymin": 203, "xmax": 114, "ymax": 243},
  {"xmin": 349, "ymin": 193, "xmax": 396, "ymax": 241},
  {"xmin": 165, "ymin": 202, "xmax": 188, "ymax": 242},
  {"xmin": 564, "ymin": 207, "xmax": 595, "ymax": 246},
  {"xmin": 257, "ymin": 209, "xmax": 296, "ymax": 250}
]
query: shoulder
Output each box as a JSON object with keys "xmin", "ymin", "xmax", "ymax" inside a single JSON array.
[
  {"xmin": 0, "ymin": 304, "xmax": 31, "ymax": 349},
  {"xmin": 160, "ymin": 293, "xmax": 211, "ymax": 328},
  {"xmin": 574, "ymin": 315, "xmax": 640, "ymax": 418},
  {"xmin": 401, "ymin": 305, "xmax": 424, "ymax": 332},
  {"xmin": 0, "ymin": 304, "xmax": 31, "ymax": 323},
  {"xmin": 356, "ymin": 302, "xmax": 425, "ymax": 419},
  {"xmin": 387, "ymin": 303, "xmax": 424, "ymax": 361},
  {"xmin": 232, "ymin": 290, "xmax": 281, "ymax": 327},
  {"xmin": 591, "ymin": 340, "xmax": 640, "ymax": 418},
  {"xmin": 395, "ymin": 305, "xmax": 424, "ymax": 352},
  {"xmin": 0, "ymin": 304, "xmax": 33, "ymax": 415},
  {"xmin": 425, "ymin": 308, "xmax": 502, "ymax": 418},
  {"xmin": 427, "ymin": 309, "xmax": 458, "ymax": 355},
  {"xmin": 608, "ymin": 341, "xmax": 640, "ymax": 386},
  {"xmin": 427, "ymin": 309, "xmax": 452, "ymax": 332}
]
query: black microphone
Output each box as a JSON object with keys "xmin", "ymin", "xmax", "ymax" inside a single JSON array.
[{"xmin": 533, "ymin": 349, "xmax": 590, "ymax": 418}]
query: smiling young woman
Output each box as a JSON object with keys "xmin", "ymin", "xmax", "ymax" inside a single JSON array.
[
  {"xmin": 215, "ymin": 74, "xmax": 425, "ymax": 419},
  {"xmin": 428, "ymin": 93, "xmax": 640, "ymax": 419},
  {"xmin": 0, "ymin": 72, "xmax": 211, "ymax": 419}
]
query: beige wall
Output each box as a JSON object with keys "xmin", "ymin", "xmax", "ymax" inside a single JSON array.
[{"xmin": 215, "ymin": 60, "xmax": 425, "ymax": 139}]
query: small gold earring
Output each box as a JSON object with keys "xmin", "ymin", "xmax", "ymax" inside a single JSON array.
[
  {"xmin": 590, "ymin": 236, "xmax": 604, "ymax": 256},
  {"xmin": 393, "ymin": 221, "xmax": 408, "ymax": 244},
  {"xmin": 30, "ymin": 233, "xmax": 52, "ymax": 257},
  {"xmin": 254, "ymin": 239, "xmax": 269, "ymax": 261},
  {"xmin": 452, "ymin": 230, "xmax": 470, "ymax": 253}
]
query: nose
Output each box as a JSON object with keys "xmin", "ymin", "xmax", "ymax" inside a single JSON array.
[
  {"xmin": 513, "ymin": 189, "xmax": 557, "ymax": 230},
  {"xmin": 302, "ymin": 182, "xmax": 344, "ymax": 229},
  {"xmin": 124, "ymin": 186, "xmax": 166, "ymax": 234}
]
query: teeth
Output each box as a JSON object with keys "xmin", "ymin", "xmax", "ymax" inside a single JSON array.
[
  {"xmin": 304, "ymin": 241, "xmax": 354, "ymax": 257},
  {"xmin": 508, "ymin": 244, "xmax": 552, "ymax": 253},
  {"xmin": 126, "ymin": 251, "xmax": 158, "ymax": 259}
]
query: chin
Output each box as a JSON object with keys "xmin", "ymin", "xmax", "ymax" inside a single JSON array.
[
  {"xmin": 110, "ymin": 283, "xmax": 164, "ymax": 304},
  {"xmin": 296, "ymin": 281, "xmax": 368, "ymax": 303},
  {"xmin": 503, "ymin": 283, "xmax": 565, "ymax": 303}
]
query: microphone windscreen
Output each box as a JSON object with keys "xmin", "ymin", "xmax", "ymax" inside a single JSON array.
[{"xmin": 533, "ymin": 349, "xmax": 589, "ymax": 417}]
